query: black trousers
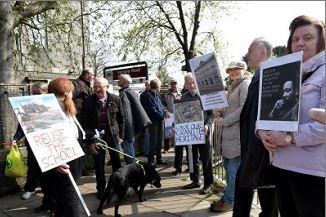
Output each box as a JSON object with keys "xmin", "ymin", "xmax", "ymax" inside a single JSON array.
[
  {"xmin": 148, "ymin": 121, "xmax": 164, "ymax": 164},
  {"xmin": 93, "ymin": 141, "xmax": 121, "ymax": 193},
  {"xmin": 25, "ymin": 144, "xmax": 54, "ymax": 209},
  {"xmin": 190, "ymin": 143, "xmax": 213, "ymax": 188},
  {"xmin": 232, "ymin": 168, "xmax": 278, "ymax": 217},
  {"xmin": 173, "ymin": 145, "xmax": 188, "ymax": 172},
  {"xmin": 52, "ymin": 182, "xmax": 80, "ymax": 217},
  {"xmin": 24, "ymin": 144, "xmax": 40, "ymax": 192},
  {"xmin": 272, "ymin": 166, "xmax": 325, "ymax": 217}
]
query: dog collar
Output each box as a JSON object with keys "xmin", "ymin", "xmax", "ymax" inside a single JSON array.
[{"xmin": 136, "ymin": 160, "xmax": 146, "ymax": 176}]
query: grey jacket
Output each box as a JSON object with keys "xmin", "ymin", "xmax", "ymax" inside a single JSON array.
[{"xmin": 217, "ymin": 76, "xmax": 251, "ymax": 159}]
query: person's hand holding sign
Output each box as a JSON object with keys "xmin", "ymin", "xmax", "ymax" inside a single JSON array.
[
  {"xmin": 56, "ymin": 163, "xmax": 70, "ymax": 175},
  {"xmin": 258, "ymin": 130, "xmax": 276, "ymax": 153}
]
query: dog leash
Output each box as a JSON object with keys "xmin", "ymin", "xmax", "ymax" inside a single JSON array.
[{"xmin": 94, "ymin": 137, "xmax": 146, "ymax": 175}]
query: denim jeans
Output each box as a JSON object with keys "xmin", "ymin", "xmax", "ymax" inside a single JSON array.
[
  {"xmin": 223, "ymin": 156, "xmax": 241, "ymax": 204},
  {"xmin": 121, "ymin": 140, "xmax": 135, "ymax": 164}
]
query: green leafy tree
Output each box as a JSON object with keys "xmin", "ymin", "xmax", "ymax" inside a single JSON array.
[
  {"xmin": 90, "ymin": 1, "xmax": 236, "ymax": 77},
  {"xmin": 0, "ymin": 1, "xmax": 56, "ymax": 83},
  {"xmin": 273, "ymin": 45, "xmax": 288, "ymax": 58}
]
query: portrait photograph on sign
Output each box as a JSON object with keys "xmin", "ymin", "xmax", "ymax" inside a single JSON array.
[
  {"xmin": 9, "ymin": 94, "xmax": 84, "ymax": 172},
  {"xmin": 189, "ymin": 52, "xmax": 228, "ymax": 111},
  {"xmin": 174, "ymin": 100, "xmax": 205, "ymax": 145},
  {"xmin": 257, "ymin": 51, "xmax": 302, "ymax": 132}
]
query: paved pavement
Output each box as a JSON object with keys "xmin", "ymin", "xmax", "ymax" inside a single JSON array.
[{"xmin": 0, "ymin": 151, "xmax": 261, "ymax": 217}]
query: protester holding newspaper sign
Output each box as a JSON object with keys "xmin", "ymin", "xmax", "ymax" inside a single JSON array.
[
  {"xmin": 180, "ymin": 73, "xmax": 214, "ymax": 195},
  {"xmin": 258, "ymin": 15, "xmax": 325, "ymax": 217},
  {"xmin": 44, "ymin": 77, "xmax": 83, "ymax": 217}
]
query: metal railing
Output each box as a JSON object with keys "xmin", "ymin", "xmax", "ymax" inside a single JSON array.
[{"xmin": 211, "ymin": 123, "xmax": 261, "ymax": 207}]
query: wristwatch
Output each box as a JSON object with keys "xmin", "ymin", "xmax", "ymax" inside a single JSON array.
[{"xmin": 285, "ymin": 132, "xmax": 295, "ymax": 144}]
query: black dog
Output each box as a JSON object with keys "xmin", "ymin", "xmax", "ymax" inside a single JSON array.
[{"xmin": 97, "ymin": 161, "xmax": 161, "ymax": 217}]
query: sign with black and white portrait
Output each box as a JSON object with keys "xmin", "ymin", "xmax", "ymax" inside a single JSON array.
[{"xmin": 256, "ymin": 51, "xmax": 303, "ymax": 132}]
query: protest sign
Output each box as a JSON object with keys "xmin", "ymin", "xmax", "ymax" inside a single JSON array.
[
  {"xmin": 174, "ymin": 100, "xmax": 205, "ymax": 145},
  {"xmin": 9, "ymin": 94, "xmax": 84, "ymax": 172},
  {"xmin": 164, "ymin": 114, "xmax": 174, "ymax": 139},
  {"xmin": 256, "ymin": 51, "xmax": 302, "ymax": 132},
  {"xmin": 189, "ymin": 52, "xmax": 228, "ymax": 110}
]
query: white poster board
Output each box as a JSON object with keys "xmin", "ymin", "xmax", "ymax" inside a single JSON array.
[
  {"xmin": 174, "ymin": 100, "xmax": 205, "ymax": 145},
  {"xmin": 9, "ymin": 94, "xmax": 85, "ymax": 172},
  {"xmin": 256, "ymin": 51, "xmax": 302, "ymax": 132},
  {"xmin": 189, "ymin": 52, "xmax": 228, "ymax": 110}
]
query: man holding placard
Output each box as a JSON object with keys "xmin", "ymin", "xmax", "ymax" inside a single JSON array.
[{"xmin": 177, "ymin": 73, "xmax": 214, "ymax": 195}]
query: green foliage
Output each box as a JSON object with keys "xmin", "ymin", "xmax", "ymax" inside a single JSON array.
[
  {"xmin": 14, "ymin": 1, "xmax": 87, "ymax": 75},
  {"xmin": 224, "ymin": 76, "xmax": 232, "ymax": 88},
  {"xmin": 90, "ymin": 1, "xmax": 236, "ymax": 77},
  {"xmin": 156, "ymin": 65, "xmax": 172, "ymax": 86},
  {"xmin": 273, "ymin": 45, "xmax": 288, "ymax": 58}
]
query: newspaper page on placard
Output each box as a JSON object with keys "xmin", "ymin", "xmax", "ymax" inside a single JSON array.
[
  {"xmin": 9, "ymin": 94, "xmax": 85, "ymax": 172},
  {"xmin": 174, "ymin": 100, "xmax": 205, "ymax": 145},
  {"xmin": 164, "ymin": 114, "xmax": 174, "ymax": 139},
  {"xmin": 189, "ymin": 52, "xmax": 228, "ymax": 111},
  {"xmin": 256, "ymin": 51, "xmax": 302, "ymax": 132}
]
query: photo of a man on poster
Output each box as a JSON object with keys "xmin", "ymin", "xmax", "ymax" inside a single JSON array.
[
  {"xmin": 257, "ymin": 51, "xmax": 302, "ymax": 132},
  {"xmin": 267, "ymin": 79, "xmax": 299, "ymax": 121},
  {"xmin": 259, "ymin": 61, "xmax": 300, "ymax": 122}
]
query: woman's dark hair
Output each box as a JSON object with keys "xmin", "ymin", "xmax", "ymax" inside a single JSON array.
[{"xmin": 287, "ymin": 15, "xmax": 325, "ymax": 53}]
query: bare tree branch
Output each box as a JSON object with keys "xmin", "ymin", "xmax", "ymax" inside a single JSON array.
[
  {"xmin": 176, "ymin": 1, "xmax": 188, "ymax": 53},
  {"xmin": 189, "ymin": 1, "xmax": 201, "ymax": 56},
  {"xmin": 155, "ymin": 1, "xmax": 184, "ymax": 48}
]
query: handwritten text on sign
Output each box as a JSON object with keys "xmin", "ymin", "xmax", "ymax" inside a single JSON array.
[
  {"xmin": 31, "ymin": 127, "xmax": 83, "ymax": 171},
  {"xmin": 175, "ymin": 121, "xmax": 205, "ymax": 145}
]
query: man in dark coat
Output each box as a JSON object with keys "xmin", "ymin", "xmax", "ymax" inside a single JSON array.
[
  {"xmin": 232, "ymin": 38, "xmax": 278, "ymax": 217},
  {"xmin": 72, "ymin": 68, "xmax": 94, "ymax": 121},
  {"xmin": 72, "ymin": 68, "xmax": 94, "ymax": 176},
  {"xmin": 141, "ymin": 79, "xmax": 167, "ymax": 165},
  {"xmin": 81, "ymin": 77, "xmax": 125, "ymax": 199},
  {"xmin": 139, "ymin": 80, "xmax": 151, "ymax": 156},
  {"xmin": 118, "ymin": 74, "xmax": 151, "ymax": 164}
]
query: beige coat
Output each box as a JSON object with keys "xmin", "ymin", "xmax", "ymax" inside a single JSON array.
[{"xmin": 217, "ymin": 76, "xmax": 251, "ymax": 159}]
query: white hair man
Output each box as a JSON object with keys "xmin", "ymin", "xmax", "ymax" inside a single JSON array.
[
  {"xmin": 118, "ymin": 74, "xmax": 151, "ymax": 164},
  {"xmin": 81, "ymin": 77, "xmax": 125, "ymax": 199}
]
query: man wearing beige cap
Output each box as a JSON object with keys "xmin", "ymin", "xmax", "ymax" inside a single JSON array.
[
  {"xmin": 210, "ymin": 60, "xmax": 251, "ymax": 212},
  {"xmin": 161, "ymin": 79, "xmax": 181, "ymax": 154}
]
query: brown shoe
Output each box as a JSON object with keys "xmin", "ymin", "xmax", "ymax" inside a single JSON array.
[{"xmin": 210, "ymin": 199, "xmax": 232, "ymax": 212}]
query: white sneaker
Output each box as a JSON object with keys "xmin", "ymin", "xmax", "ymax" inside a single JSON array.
[{"xmin": 21, "ymin": 191, "xmax": 35, "ymax": 200}]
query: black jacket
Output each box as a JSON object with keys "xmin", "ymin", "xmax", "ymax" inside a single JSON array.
[
  {"xmin": 119, "ymin": 87, "xmax": 151, "ymax": 141},
  {"xmin": 81, "ymin": 92, "xmax": 125, "ymax": 144},
  {"xmin": 72, "ymin": 76, "xmax": 92, "ymax": 120},
  {"xmin": 238, "ymin": 71, "xmax": 273, "ymax": 188}
]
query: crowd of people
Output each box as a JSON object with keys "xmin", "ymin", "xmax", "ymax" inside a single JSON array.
[{"xmin": 8, "ymin": 14, "xmax": 325, "ymax": 217}]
